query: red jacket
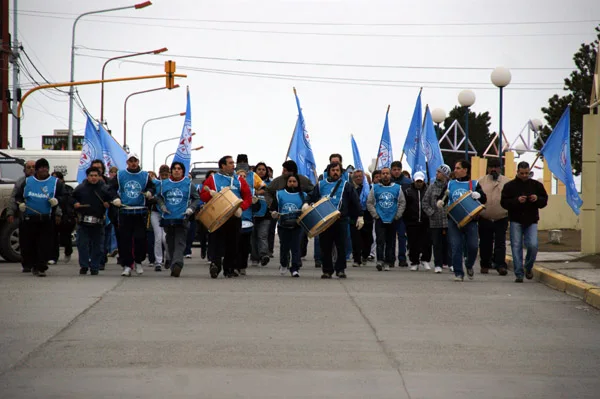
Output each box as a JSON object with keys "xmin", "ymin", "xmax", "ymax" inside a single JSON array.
[{"xmin": 199, "ymin": 174, "xmax": 252, "ymax": 211}]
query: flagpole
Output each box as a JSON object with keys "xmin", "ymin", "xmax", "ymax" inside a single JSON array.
[
  {"xmin": 284, "ymin": 120, "xmax": 297, "ymax": 163},
  {"xmin": 530, "ymin": 153, "xmax": 541, "ymax": 169},
  {"xmin": 375, "ymin": 104, "xmax": 391, "ymax": 168}
]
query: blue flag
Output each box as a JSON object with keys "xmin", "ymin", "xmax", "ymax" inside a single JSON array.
[
  {"xmin": 172, "ymin": 88, "xmax": 192, "ymax": 173},
  {"xmin": 422, "ymin": 106, "xmax": 444, "ymax": 182},
  {"xmin": 375, "ymin": 107, "xmax": 393, "ymax": 169},
  {"xmin": 288, "ymin": 90, "xmax": 317, "ymax": 184},
  {"xmin": 540, "ymin": 106, "xmax": 583, "ymax": 215},
  {"xmin": 403, "ymin": 91, "xmax": 427, "ymax": 175},
  {"xmin": 77, "ymin": 114, "xmax": 102, "ymax": 183},
  {"xmin": 98, "ymin": 123, "xmax": 127, "ymax": 173},
  {"xmin": 351, "ymin": 135, "xmax": 369, "ymax": 208}
]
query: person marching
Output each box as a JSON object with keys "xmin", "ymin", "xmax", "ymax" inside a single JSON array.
[
  {"xmin": 422, "ymin": 164, "xmax": 452, "ymax": 273},
  {"xmin": 251, "ymin": 162, "xmax": 272, "ymax": 267},
  {"xmin": 270, "ymin": 174, "xmax": 305, "ymax": 277},
  {"xmin": 350, "ymin": 169, "xmax": 373, "ymax": 267},
  {"xmin": 402, "ymin": 171, "xmax": 432, "ymax": 271},
  {"xmin": 109, "ymin": 153, "xmax": 156, "ymax": 277},
  {"xmin": 446, "ymin": 160, "xmax": 487, "ymax": 281},
  {"xmin": 500, "ymin": 161, "xmax": 548, "ymax": 283},
  {"xmin": 10, "ymin": 158, "xmax": 65, "ymax": 277},
  {"xmin": 478, "ymin": 157, "xmax": 511, "ymax": 275},
  {"xmin": 199, "ymin": 155, "xmax": 252, "ymax": 279},
  {"xmin": 149, "ymin": 165, "xmax": 171, "ymax": 272},
  {"xmin": 390, "ymin": 161, "xmax": 412, "ymax": 267},
  {"xmin": 155, "ymin": 161, "xmax": 200, "ymax": 277},
  {"xmin": 307, "ymin": 161, "xmax": 363, "ymax": 279},
  {"xmin": 367, "ymin": 167, "xmax": 406, "ymax": 271},
  {"xmin": 50, "ymin": 171, "xmax": 76, "ymax": 264},
  {"xmin": 72, "ymin": 167, "xmax": 114, "ymax": 275}
]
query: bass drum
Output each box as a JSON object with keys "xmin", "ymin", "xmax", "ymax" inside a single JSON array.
[{"xmin": 196, "ymin": 187, "xmax": 243, "ymax": 232}]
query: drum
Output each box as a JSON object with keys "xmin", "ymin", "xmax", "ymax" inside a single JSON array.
[
  {"xmin": 447, "ymin": 191, "xmax": 485, "ymax": 228},
  {"xmin": 298, "ymin": 198, "xmax": 341, "ymax": 238},
  {"xmin": 196, "ymin": 187, "xmax": 243, "ymax": 232}
]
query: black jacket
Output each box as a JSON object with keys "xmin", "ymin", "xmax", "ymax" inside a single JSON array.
[
  {"xmin": 500, "ymin": 177, "xmax": 548, "ymax": 226},
  {"xmin": 72, "ymin": 180, "xmax": 114, "ymax": 218},
  {"xmin": 402, "ymin": 182, "xmax": 429, "ymax": 226}
]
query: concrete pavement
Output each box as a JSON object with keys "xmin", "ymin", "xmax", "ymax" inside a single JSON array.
[{"xmin": 1, "ymin": 250, "xmax": 599, "ymax": 398}]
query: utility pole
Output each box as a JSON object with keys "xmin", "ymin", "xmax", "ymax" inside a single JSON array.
[
  {"xmin": 0, "ymin": 0, "xmax": 10, "ymax": 149},
  {"xmin": 10, "ymin": 0, "xmax": 19, "ymax": 148}
]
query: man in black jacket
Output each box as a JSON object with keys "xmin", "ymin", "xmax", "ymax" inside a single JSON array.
[
  {"xmin": 403, "ymin": 171, "xmax": 432, "ymax": 271},
  {"xmin": 349, "ymin": 169, "xmax": 373, "ymax": 267},
  {"xmin": 501, "ymin": 161, "xmax": 548, "ymax": 283},
  {"xmin": 50, "ymin": 172, "xmax": 75, "ymax": 264}
]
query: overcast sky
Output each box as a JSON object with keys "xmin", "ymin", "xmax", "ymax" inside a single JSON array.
[{"xmin": 9, "ymin": 0, "xmax": 600, "ymax": 175}]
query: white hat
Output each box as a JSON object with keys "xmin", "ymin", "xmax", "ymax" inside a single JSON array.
[
  {"xmin": 127, "ymin": 152, "xmax": 140, "ymax": 162},
  {"xmin": 413, "ymin": 171, "xmax": 426, "ymax": 182}
]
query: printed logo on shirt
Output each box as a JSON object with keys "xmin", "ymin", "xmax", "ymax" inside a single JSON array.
[
  {"xmin": 124, "ymin": 180, "xmax": 142, "ymax": 199},
  {"xmin": 282, "ymin": 202, "xmax": 299, "ymax": 213},
  {"xmin": 378, "ymin": 191, "xmax": 395, "ymax": 209},
  {"xmin": 452, "ymin": 188, "xmax": 468, "ymax": 202},
  {"xmin": 166, "ymin": 188, "xmax": 184, "ymax": 205}
]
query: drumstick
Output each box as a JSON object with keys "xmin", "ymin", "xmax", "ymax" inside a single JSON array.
[
  {"xmin": 77, "ymin": 204, "xmax": 91, "ymax": 208},
  {"xmin": 19, "ymin": 202, "xmax": 42, "ymax": 215}
]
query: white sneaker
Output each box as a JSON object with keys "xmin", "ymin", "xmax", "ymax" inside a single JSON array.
[
  {"xmin": 121, "ymin": 266, "xmax": 132, "ymax": 277},
  {"xmin": 47, "ymin": 260, "xmax": 56, "ymax": 265},
  {"xmin": 434, "ymin": 266, "xmax": 443, "ymax": 273},
  {"xmin": 279, "ymin": 266, "xmax": 287, "ymax": 275},
  {"xmin": 421, "ymin": 261, "xmax": 431, "ymax": 271},
  {"xmin": 449, "ymin": 266, "xmax": 454, "ymax": 272},
  {"xmin": 409, "ymin": 265, "xmax": 419, "ymax": 271},
  {"xmin": 135, "ymin": 263, "xmax": 144, "ymax": 275},
  {"xmin": 383, "ymin": 264, "xmax": 390, "ymax": 271},
  {"xmin": 291, "ymin": 271, "xmax": 300, "ymax": 277},
  {"xmin": 185, "ymin": 254, "xmax": 192, "ymax": 259},
  {"xmin": 352, "ymin": 262, "xmax": 361, "ymax": 268}
]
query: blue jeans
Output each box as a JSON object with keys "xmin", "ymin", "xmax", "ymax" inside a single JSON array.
[
  {"xmin": 448, "ymin": 219, "xmax": 478, "ymax": 277},
  {"xmin": 77, "ymin": 224, "xmax": 104, "ymax": 271},
  {"xmin": 510, "ymin": 222, "xmax": 538, "ymax": 278},
  {"xmin": 396, "ymin": 218, "xmax": 407, "ymax": 262}
]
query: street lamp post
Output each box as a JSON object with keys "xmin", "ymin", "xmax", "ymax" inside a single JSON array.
[
  {"xmin": 140, "ymin": 112, "xmax": 185, "ymax": 168},
  {"xmin": 123, "ymin": 85, "xmax": 179, "ymax": 147},
  {"xmin": 491, "ymin": 67, "xmax": 512, "ymax": 171},
  {"xmin": 152, "ymin": 133, "xmax": 196, "ymax": 171},
  {"xmin": 164, "ymin": 146, "xmax": 203, "ymax": 167},
  {"xmin": 458, "ymin": 90, "xmax": 476, "ymax": 160},
  {"xmin": 67, "ymin": 1, "xmax": 152, "ymax": 150},
  {"xmin": 100, "ymin": 47, "xmax": 167, "ymax": 124},
  {"xmin": 431, "ymin": 108, "xmax": 446, "ymax": 137}
]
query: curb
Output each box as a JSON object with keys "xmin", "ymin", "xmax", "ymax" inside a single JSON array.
[{"xmin": 506, "ymin": 256, "xmax": 600, "ymax": 310}]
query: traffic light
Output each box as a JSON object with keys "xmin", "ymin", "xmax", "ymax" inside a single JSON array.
[{"xmin": 165, "ymin": 60, "xmax": 176, "ymax": 89}]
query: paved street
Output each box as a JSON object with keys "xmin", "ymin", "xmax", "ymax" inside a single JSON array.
[{"xmin": 1, "ymin": 249, "xmax": 599, "ymax": 399}]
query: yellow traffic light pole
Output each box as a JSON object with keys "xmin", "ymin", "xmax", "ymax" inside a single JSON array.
[{"xmin": 16, "ymin": 72, "xmax": 187, "ymax": 118}]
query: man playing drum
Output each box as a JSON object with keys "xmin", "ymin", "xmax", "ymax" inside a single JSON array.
[
  {"xmin": 367, "ymin": 167, "xmax": 406, "ymax": 271},
  {"xmin": 200, "ymin": 155, "xmax": 253, "ymax": 279},
  {"xmin": 73, "ymin": 167, "xmax": 114, "ymax": 275},
  {"xmin": 445, "ymin": 160, "xmax": 487, "ymax": 281},
  {"xmin": 306, "ymin": 162, "xmax": 363, "ymax": 279}
]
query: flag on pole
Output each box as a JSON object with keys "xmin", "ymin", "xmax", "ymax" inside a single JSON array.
[
  {"xmin": 351, "ymin": 135, "xmax": 370, "ymax": 208},
  {"xmin": 422, "ymin": 105, "xmax": 444, "ymax": 182},
  {"xmin": 403, "ymin": 90, "xmax": 427, "ymax": 175},
  {"xmin": 77, "ymin": 114, "xmax": 102, "ymax": 183},
  {"xmin": 540, "ymin": 106, "xmax": 583, "ymax": 215},
  {"xmin": 375, "ymin": 106, "xmax": 393, "ymax": 169},
  {"xmin": 98, "ymin": 123, "xmax": 127, "ymax": 172},
  {"xmin": 288, "ymin": 88, "xmax": 317, "ymax": 184},
  {"xmin": 172, "ymin": 87, "xmax": 192, "ymax": 173}
]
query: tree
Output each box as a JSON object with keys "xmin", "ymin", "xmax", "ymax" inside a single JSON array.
[
  {"xmin": 536, "ymin": 25, "xmax": 599, "ymax": 176},
  {"xmin": 440, "ymin": 106, "xmax": 493, "ymax": 168}
]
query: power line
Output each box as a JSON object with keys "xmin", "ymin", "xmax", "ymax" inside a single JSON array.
[
  {"xmin": 76, "ymin": 46, "xmax": 575, "ymax": 71},
  {"xmin": 15, "ymin": 11, "xmax": 595, "ymax": 38},
  {"xmin": 15, "ymin": 9, "xmax": 600, "ymax": 27},
  {"xmin": 76, "ymin": 53, "xmax": 566, "ymax": 91}
]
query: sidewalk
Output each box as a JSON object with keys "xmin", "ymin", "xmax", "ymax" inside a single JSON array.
[{"xmin": 507, "ymin": 252, "xmax": 600, "ymax": 309}]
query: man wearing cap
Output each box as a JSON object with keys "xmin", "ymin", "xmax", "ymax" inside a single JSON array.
[
  {"xmin": 11, "ymin": 158, "xmax": 65, "ymax": 277},
  {"xmin": 402, "ymin": 171, "xmax": 432, "ymax": 271},
  {"xmin": 200, "ymin": 155, "xmax": 253, "ymax": 278},
  {"xmin": 422, "ymin": 164, "xmax": 452, "ymax": 273},
  {"xmin": 367, "ymin": 167, "xmax": 406, "ymax": 271},
  {"xmin": 478, "ymin": 158, "xmax": 511, "ymax": 275},
  {"xmin": 108, "ymin": 153, "xmax": 155, "ymax": 277}
]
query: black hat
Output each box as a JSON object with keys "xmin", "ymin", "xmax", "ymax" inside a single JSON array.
[
  {"xmin": 236, "ymin": 154, "xmax": 249, "ymax": 164},
  {"xmin": 171, "ymin": 161, "xmax": 186, "ymax": 174},
  {"xmin": 35, "ymin": 158, "xmax": 50, "ymax": 170}
]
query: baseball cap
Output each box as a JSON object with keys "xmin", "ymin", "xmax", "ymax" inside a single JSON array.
[
  {"xmin": 413, "ymin": 171, "xmax": 426, "ymax": 182},
  {"xmin": 127, "ymin": 152, "xmax": 140, "ymax": 162}
]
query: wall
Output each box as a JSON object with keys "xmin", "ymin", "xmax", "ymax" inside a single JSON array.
[{"xmin": 538, "ymin": 195, "xmax": 580, "ymax": 230}]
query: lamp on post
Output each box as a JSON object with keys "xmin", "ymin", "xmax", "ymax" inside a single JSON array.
[
  {"xmin": 152, "ymin": 133, "xmax": 196, "ymax": 171},
  {"xmin": 164, "ymin": 146, "xmax": 203, "ymax": 167},
  {"xmin": 458, "ymin": 90, "xmax": 476, "ymax": 160},
  {"xmin": 67, "ymin": 1, "xmax": 152, "ymax": 150},
  {"xmin": 431, "ymin": 108, "xmax": 446, "ymax": 136},
  {"xmin": 140, "ymin": 112, "xmax": 185, "ymax": 168},
  {"xmin": 123, "ymin": 84, "xmax": 179, "ymax": 147},
  {"xmin": 100, "ymin": 47, "xmax": 168, "ymax": 124},
  {"xmin": 491, "ymin": 66, "xmax": 512, "ymax": 171}
]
